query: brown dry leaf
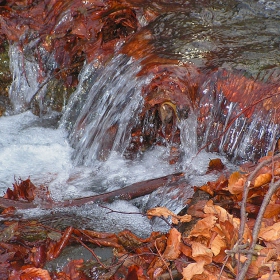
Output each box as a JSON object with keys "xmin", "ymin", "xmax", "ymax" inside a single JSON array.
[
  {"xmin": 189, "ymin": 215, "xmax": 217, "ymax": 239},
  {"xmin": 258, "ymin": 273, "xmax": 280, "ymax": 280},
  {"xmin": 187, "ymin": 200, "xmax": 208, "ymax": 218},
  {"xmin": 232, "ymin": 218, "xmax": 252, "ymax": 243},
  {"xmin": 147, "ymin": 207, "xmax": 191, "ymax": 224},
  {"xmin": 191, "ymin": 241, "xmax": 213, "ymax": 264},
  {"xmin": 180, "ymin": 243, "xmax": 192, "ymax": 258},
  {"xmin": 19, "ymin": 267, "xmax": 52, "ymax": 280},
  {"xmin": 199, "ymin": 184, "xmax": 214, "ymax": 196},
  {"xmin": 162, "ymin": 228, "xmax": 181, "ymax": 260},
  {"xmin": 273, "ymin": 161, "xmax": 280, "ymax": 175},
  {"xmin": 235, "ymin": 253, "xmax": 247, "ymax": 263},
  {"xmin": 228, "ymin": 171, "xmax": 245, "ymax": 194},
  {"xmin": 204, "ymin": 200, "xmax": 232, "ymax": 223},
  {"xmin": 264, "ymin": 204, "xmax": 280, "ymax": 218},
  {"xmin": 182, "ymin": 261, "xmax": 205, "ymax": 280},
  {"xmin": 210, "ymin": 234, "xmax": 226, "ymax": 256},
  {"xmin": 254, "ymin": 173, "xmax": 272, "ymax": 188},
  {"xmin": 208, "ymin": 158, "xmax": 225, "ymax": 172},
  {"xmin": 203, "ymin": 264, "xmax": 233, "ymax": 280},
  {"xmin": 247, "ymin": 247, "xmax": 277, "ymax": 279},
  {"xmin": 259, "ymin": 222, "xmax": 280, "ymax": 241}
]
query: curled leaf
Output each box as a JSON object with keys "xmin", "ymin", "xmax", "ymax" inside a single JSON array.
[
  {"xmin": 228, "ymin": 171, "xmax": 245, "ymax": 194},
  {"xmin": 254, "ymin": 173, "xmax": 272, "ymax": 188}
]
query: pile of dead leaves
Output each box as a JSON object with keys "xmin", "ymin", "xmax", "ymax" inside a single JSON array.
[{"xmin": 1, "ymin": 154, "xmax": 280, "ymax": 279}]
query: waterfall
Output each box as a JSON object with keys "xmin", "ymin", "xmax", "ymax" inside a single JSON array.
[
  {"xmin": 196, "ymin": 78, "xmax": 280, "ymax": 163},
  {"xmin": 60, "ymin": 55, "xmax": 152, "ymax": 166},
  {"xmin": 8, "ymin": 44, "xmax": 43, "ymax": 113}
]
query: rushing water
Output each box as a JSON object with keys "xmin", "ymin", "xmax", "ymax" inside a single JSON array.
[{"xmin": 1, "ymin": 0, "xmax": 280, "ymax": 234}]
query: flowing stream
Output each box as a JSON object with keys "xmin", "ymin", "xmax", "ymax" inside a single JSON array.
[{"xmin": 1, "ymin": 0, "xmax": 280, "ymax": 236}]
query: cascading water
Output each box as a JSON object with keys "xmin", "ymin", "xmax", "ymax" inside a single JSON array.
[
  {"xmin": 8, "ymin": 44, "xmax": 44, "ymax": 113},
  {"xmin": 61, "ymin": 55, "xmax": 148, "ymax": 166}
]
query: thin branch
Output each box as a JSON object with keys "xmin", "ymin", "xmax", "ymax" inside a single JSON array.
[
  {"xmin": 154, "ymin": 240, "xmax": 174, "ymax": 280},
  {"xmin": 238, "ymin": 153, "xmax": 280, "ymax": 244},
  {"xmin": 237, "ymin": 178, "xmax": 280, "ymax": 279}
]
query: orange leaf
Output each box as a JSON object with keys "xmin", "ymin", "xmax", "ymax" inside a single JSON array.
[
  {"xmin": 207, "ymin": 158, "xmax": 224, "ymax": 172},
  {"xmin": 264, "ymin": 204, "xmax": 280, "ymax": 218},
  {"xmin": 180, "ymin": 243, "xmax": 192, "ymax": 258},
  {"xmin": 182, "ymin": 261, "xmax": 204, "ymax": 280},
  {"xmin": 259, "ymin": 222, "xmax": 280, "ymax": 242},
  {"xmin": 228, "ymin": 172, "xmax": 245, "ymax": 194},
  {"xmin": 191, "ymin": 242, "xmax": 213, "ymax": 265},
  {"xmin": 147, "ymin": 207, "xmax": 191, "ymax": 224},
  {"xmin": 189, "ymin": 215, "xmax": 217, "ymax": 239},
  {"xmin": 210, "ymin": 234, "xmax": 226, "ymax": 256},
  {"xmin": 254, "ymin": 173, "xmax": 272, "ymax": 188},
  {"xmin": 19, "ymin": 268, "xmax": 51, "ymax": 280},
  {"xmin": 162, "ymin": 228, "xmax": 181, "ymax": 260},
  {"xmin": 204, "ymin": 200, "xmax": 232, "ymax": 223}
]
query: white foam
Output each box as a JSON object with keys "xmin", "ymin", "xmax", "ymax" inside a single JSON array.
[{"xmin": 0, "ymin": 111, "xmax": 73, "ymax": 194}]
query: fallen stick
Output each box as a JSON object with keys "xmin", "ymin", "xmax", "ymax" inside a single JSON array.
[{"xmin": 0, "ymin": 172, "xmax": 186, "ymax": 210}]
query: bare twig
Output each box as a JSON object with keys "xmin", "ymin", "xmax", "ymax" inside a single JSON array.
[
  {"xmin": 237, "ymin": 168, "xmax": 280, "ymax": 279},
  {"xmin": 238, "ymin": 153, "xmax": 280, "ymax": 244},
  {"xmin": 154, "ymin": 240, "xmax": 173, "ymax": 280},
  {"xmin": 73, "ymin": 231, "xmax": 108, "ymax": 269}
]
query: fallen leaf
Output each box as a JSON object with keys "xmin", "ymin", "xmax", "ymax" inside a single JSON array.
[
  {"xmin": 191, "ymin": 242, "xmax": 213, "ymax": 264},
  {"xmin": 207, "ymin": 158, "xmax": 224, "ymax": 172},
  {"xmin": 204, "ymin": 200, "xmax": 232, "ymax": 223},
  {"xmin": 264, "ymin": 204, "xmax": 280, "ymax": 218},
  {"xmin": 228, "ymin": 172, "xmax": 245, "ymax": 194},
  {"xmin": 182, "ymin": 261, "xmax": 204, "ymax": 280},
  {"xmin": 254, "ymin": 173, "xmax": 272, "ymax": 188},
  {"xmin": 18, "ymin": 267, "xmax": 51, "ymax": 280},
  {"xmin": 147, "ymin": 207, "xmax": 191, "ymax": 224},
  {"xmin": 259, "ymin": 222, "xmax": 280, "ymax": 241},
  {"xmin": 162, "ymin": 228, "xmax": 181, "ymax": 260},
  {"xmin": 210, "ymin": 234, "xmax": 226, "ymax": 256},
  {"xmin": 189, "ymin": 215, "xmax": 217, "ymax": 239},
  {"xmin": 180, "ymin": 243, "xmax": 192, "ymax": 258},
  {"xmin": 258, "ymin": 273, "xmax": 280, "ymax": 280}
]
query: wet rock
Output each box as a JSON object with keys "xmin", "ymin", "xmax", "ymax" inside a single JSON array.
[{"xmin": 0, "ymin": 41, "xmax": 12, "ymax": 115}]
